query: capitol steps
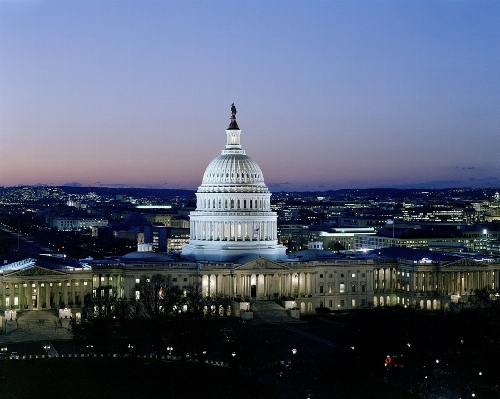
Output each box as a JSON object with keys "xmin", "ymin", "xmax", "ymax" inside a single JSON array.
[
  {"xmin": 251, "ymin": 300, "xmax": 302, "ymax": 324},
  {"xmin": 1, "ymin": 310, "xmax": 73, "ymax": 343}
]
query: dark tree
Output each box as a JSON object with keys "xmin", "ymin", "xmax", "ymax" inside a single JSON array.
[
  {"xmin": 134, "ymin": 274, "xmax": 183, "ymax": 359},
  {"xmin": 71, "ymin": 286, "xmax": 132, "ymax": 356}
]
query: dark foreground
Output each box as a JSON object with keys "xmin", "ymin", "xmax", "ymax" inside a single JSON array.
[{"xmin": 0, "ymin": 357, "xmax": 275, "ymax": 399}]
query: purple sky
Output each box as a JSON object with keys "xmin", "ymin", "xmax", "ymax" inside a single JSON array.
[{"xmin": 1, "ymin": 1, "xmax": 499, "ymax": 191}]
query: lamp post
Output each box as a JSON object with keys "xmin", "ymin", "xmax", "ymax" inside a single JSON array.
[
  {"xmin": 167, "ymin": 346, "xmax": 173, "ymax": 358},
  {"xmin": 291, "ymin": 348, "xmax": 297, "ymax": 368}
]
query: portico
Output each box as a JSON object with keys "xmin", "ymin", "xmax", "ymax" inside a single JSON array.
[{"xmin": 0, "ymin": 266, "xmax": 92, "ymax": 310}]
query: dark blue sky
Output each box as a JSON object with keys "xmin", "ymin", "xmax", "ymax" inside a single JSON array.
[{"xmin": 1, "ymin": 1, "xmax": 499, "ymax": 190}]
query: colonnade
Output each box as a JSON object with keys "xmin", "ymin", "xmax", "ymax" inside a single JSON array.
[
  {"xmin": 439, "ymin": 270, "xmax": 497, "ymax": 295},
  {"xmin": 198, "ymin": 272, "xmax": 316, "ymax": 299},
  {"xmin": 196, "ymin": 195, "xmax": 271, "ymax": 211},
  {"xmin": 1, "ymin": 277, "xmax": 92, "ymax": 310},
  {"xmin": 190, "ymin": 220, "xmax": 277, "ymax": 241},
  {"xmin": 373, "ymin": 267, "xmax": 396, "ymax": 292}
]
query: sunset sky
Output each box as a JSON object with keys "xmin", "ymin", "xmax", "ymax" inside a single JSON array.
[{"xmin": 1, "ymin": 1, "xmax": 499, "ymax": 191}]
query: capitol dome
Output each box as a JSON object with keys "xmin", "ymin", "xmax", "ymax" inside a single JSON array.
[
  {"xmin": 181, "ymin": 104, "xmax": 286, "ymax": 262},
  {"xmin": 200, "ymin": 154, "xmax": 265, "ymax": 189}
]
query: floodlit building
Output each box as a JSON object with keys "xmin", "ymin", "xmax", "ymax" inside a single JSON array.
[
  {"xmin": 1, "ymin": 106, "xmax": 500, "ymax": 328},
  {"xmin": 181, "ymin": 106, "xmax": 287, "ymax": 262}
]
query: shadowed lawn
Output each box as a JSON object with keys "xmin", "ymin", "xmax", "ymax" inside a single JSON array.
[{"xmin": 0, "ymin": 358, "xmax": 274, "ymax": 399}]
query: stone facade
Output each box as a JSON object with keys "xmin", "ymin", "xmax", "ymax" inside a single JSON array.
[{"xmin": 2, "ymin": 255, "xmax": 498, "ymax": 316}]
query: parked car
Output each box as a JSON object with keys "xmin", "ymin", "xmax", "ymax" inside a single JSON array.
[{"xmin": 10, "ymin": 352, "xmax": 19, "ymax": 359}]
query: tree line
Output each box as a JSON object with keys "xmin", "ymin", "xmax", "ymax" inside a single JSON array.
[{"xmin": 71, "ymin": 274, "xmax": 241, "ymax": 363}]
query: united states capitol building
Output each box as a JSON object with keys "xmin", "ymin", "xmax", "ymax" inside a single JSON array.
[{"xmin": 1, "ymin": 106, "xmax": 500, "ymax": 324}]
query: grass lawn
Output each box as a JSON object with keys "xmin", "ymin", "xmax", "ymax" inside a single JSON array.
[{"xmin": 0, "ymin": 357, "xmax": 274, "ymax": 399}]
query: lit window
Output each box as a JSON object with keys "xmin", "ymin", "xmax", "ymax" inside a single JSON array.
[
  {"xmin": 339, "ymin": 283, "xmax": 345, "ymax": 293},
  {"xmin": 32, "ymin": 283, "xmax": 36, "ymax": 288},
  {"xmin": 135, "ymin": 291, "xmax": 140, "ymax": 300},
  {"xmin": 84, "ymin": 281, "xmax": 87, "ymax": 286},
  {"xmin": 351, "ymin": 299, "xmax": 356, "ymax": 307},
  {"xmin": 100, "ymin": 277, "xmax": 105, "ymax": 282},
  {"xmin": 351, "ymin": 273, "xmax": 356, "ymax": 278},
  {"xmin": 135, "ymin": 279, "xmax": 140, "ymax": 284}
]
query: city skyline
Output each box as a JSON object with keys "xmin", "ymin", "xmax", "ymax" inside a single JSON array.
[{"xmin": 1, "ymin": 1, "xmax": 499, "ymax": 191}]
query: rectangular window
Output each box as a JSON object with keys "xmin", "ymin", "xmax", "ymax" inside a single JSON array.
[
  {"xmin": 173, "ymin": 278, "xmax": 178, "ymax": 282},
  {"xmin": 84, "ymin": 281, "xmax": 87, "ymax": 286},
  {"xmin": 339, "ymin": 283, "xmax": 345, "ymax": 293},
  {"xmin": 351, "ymin": 285, "xmax": 356, "ymax": 293},
  {"xmin": 361, "ymin": 285, "xmax": 366, "ymax": 292},
  {"xmin": 5, "ymin": 297, "xmax": 10, "ymax": 307},
  {"xmin": 351, "ymin": 299, "xmax": 356, "ymax": 307},
  {"xmin": 340, "ymin": 300, "xmax": 345, "ymax": 308},
  {"xmin": 100, "ymin": 277, "xmax": 105, "ymax": 282},
  {"xmin": 135, "ymin": 291, "xmax": 140, "ymax": 300},
  {"xmin": 319, "ymin": 274, "xmax": 323, "ymax": 278},
  {"xmin": 14, "ymin": 296, "xmax": 18, "ymax": 306},
  {"xmin": 319, "ymin": 286, "xmax": 324, "ymax": 294},
  {"xmin": 351, "ymin": 273, "xmax": 356, "ymax": 278},
  {"xmin": 329, "ymin": 300, "xmax": 333, "ymax": 307},
  {"xmin": 184, "ymin": 278, "xmax": 188, "ymax": 282}
]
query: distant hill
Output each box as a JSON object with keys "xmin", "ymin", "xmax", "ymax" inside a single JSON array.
[{"xmin": 58, "ymin": 186, "xmax": 196, "ymax": 199}]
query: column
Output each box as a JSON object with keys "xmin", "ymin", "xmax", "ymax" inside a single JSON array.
[
  {"xmin": 43, "ymin": 282, "xmax": 48, "ymax": 308},
  {"xmin": 19, "ymin": 282, "xmax": 24, "ymax": 308}
]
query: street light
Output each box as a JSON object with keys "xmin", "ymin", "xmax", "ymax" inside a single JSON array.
[
  {"xmin": 291, "ymin": 348, "xmax": 297, "ymax": 355},
  {"xmin": 167, "ymin": 346, "xmax": 173, "ymax": 357}
]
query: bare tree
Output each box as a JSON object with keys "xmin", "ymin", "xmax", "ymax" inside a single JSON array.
[
  {"xmin": 71, "ymin": 285, "xmax": 131, "ymax": 356},
  {"xmin": 134, "ymin": 274, "xmax": 183, "ymax": 359}
]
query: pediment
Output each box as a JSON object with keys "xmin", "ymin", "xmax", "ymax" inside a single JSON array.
[
  {"xmin": 235, "ymin": 257, "xmax": 289, "ymax": 271},
  {"xmin": 442, "ymin": 258, "xmax": 488, "ymax": 269},
  {"xmin": 6, "ymin": 266, "xmax": 68, "ymax": 277}
]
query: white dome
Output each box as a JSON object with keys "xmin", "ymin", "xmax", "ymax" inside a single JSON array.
[
  {"xmin": 200, "ymin": 153, "xmax": 266, "ymax": 188},
  {"xmin": 181, "ymin": 104, "xmax": 286, "ymax": 262}
]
